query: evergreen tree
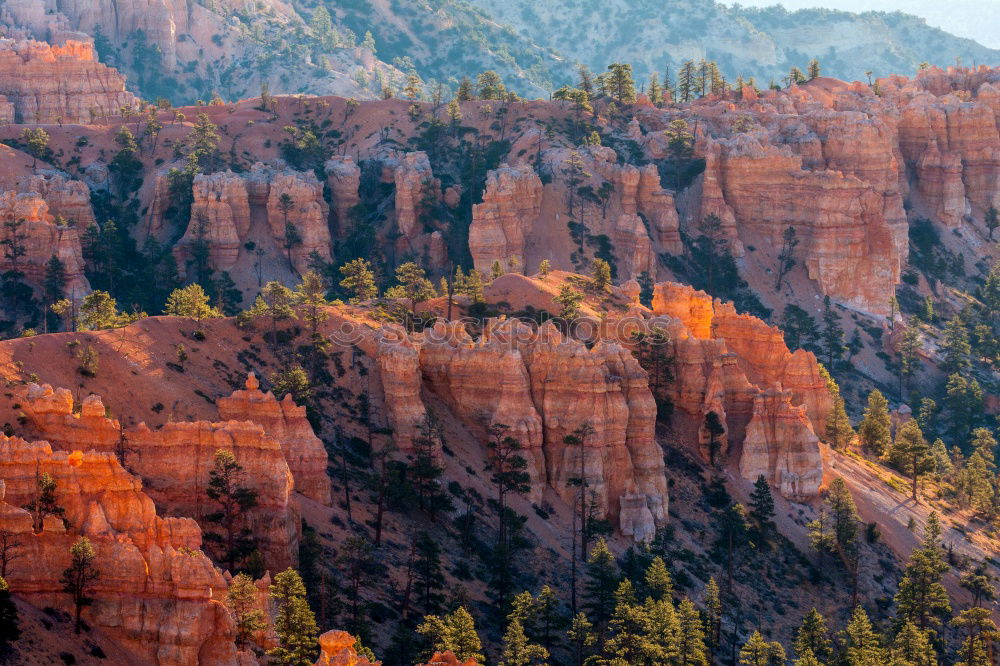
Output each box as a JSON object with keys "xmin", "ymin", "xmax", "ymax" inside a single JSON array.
[
  {"xmin": 43, "ymin": 254, "xmax": 66, "ymax": 306},
  {"xmin": 269, "ymin": 568, "xmax": 319, "ymax": 666},
  {"xmin": 605, "ymin": 63, "xmax": 637, "ymax": 104},
  {"xmin": 858, "ymin": 390, "xmax": 892, "ymax": 456},
  {"xmin": 604, "ymin": 580, "xmax": 652, "ymax": 663},
  {"xmin": 644, "ymin": 593, "xmax": 680, "ymax": 664},
  {"xmin": 821, "ymin": 296, "xmax": 845, "ymax": 367},
  {"xmin": 567, "ymin": 612, "xmax": 595, "ymax": 666},
  {"xmin": 590, "ymin": 258, "xmax": 612, "ymax": 292},
  {"xmin": 985, "ymin": 206, "xmax": 999, "ymax": 241},
  {"xmin": 205, "ymin": 448, "xmax": 259, "ymax": 571},
  {"xmin": 739, "ymin": 630, "xmax": 785, "ymax": 666},
  {"xmin": 940, "ymin": 317, "xmax": 972, "ymax": 374},
  {"xmin": 456, "ymin": 77, "xmax": 474, "ymax": 102},
  {"xmin": 413, "ymin": 530, "xmax": 445, "ymax": 616},
  {"xmin": 416, "ymin": 606, "xmax": 484, "ymax": 663},
  {"xmin": 583, "ymin": 538, "xmax": 619, "ymax": 640},
  {"xmin": 888, "ymin": 420, "xmax": 935, "ymax": 501},
  {"xmin": 645, "ymin": 556, "xmax": 673, "ymax": 602},
  {"xmin": 339, "ymin": 258, "xmax": 378, "ymax": 303},
  {"xmin": 895, "ymin": 513, "xmax": 951, "ymax": 630},
  {"xmin": 749, "ymin": 475, "xmax": 776, "ymax": 542},
  {"xmin": 60, "ymin": 537, "xmax": 99, "ymax": 633},
  {"xmin": 499, "ymin": 616, "xmax": 548, "ymax": 666},
  {"xmin": 822, "ymin": 367, "xmax": 854, "ymax": 449},
  {"xmin": 704, "ymin": 577, "xmax": 722, "ymax": 661},
  {"xmin": 164, "ymin": 283, "xmax": 221, "ymax": 321},
  {"xmin": 228, "ymin": 572, "xmax": 267, "ymax": 651},
  {"xmin": 945, "ymin": 373, "xmax": 984, "ymax": 442},
  {"xmin": 951, "ymin": 608, "xmax": 998, "ymax": 666},
  {"xmin": 676, "ymin": 598, "xmax": 709, "ymax": 666},
  {"xmin": 891, "ymin": 621, "xmax": 937, "ymax": 666},
  {"xmin": 808, "ymin": 58, "xmax": 821, "ymax": 80},
  {"xmin": 678, "ymin": 60, "xmax": 696, "ymax": 103},
  {"xmin": 844, "ymin": 606, "xmax": 886, "ymax": 666},
  {"xmin": 794, "ymin": 608, "xmax": 832, "ymax": 663},
  {"xmin": 389, "ymin": 262, "xmax": 435, "ymax": 316},
  {"xmin": 23, "ymin": 471, "xmax": 64, "ymax": 533}
]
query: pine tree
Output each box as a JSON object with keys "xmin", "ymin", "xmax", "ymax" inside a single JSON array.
[
  {"xmin": 895, "ymin": 513, "xmax": 951, "ymax": 630},
  {"xmin": 339, "ymin": 258, "xmax": 378, "ymax": 302},
  {"xmin": 24, "ymin": 471, "xmax": 64, "ymax": 533},
  {"xmin": 794, "ymin": 608, "xmax": 832, "ymax": 663},
  {"xmin": 416, "ymin": 607, "xmax": 484, "ymax": 663},
  {"xmin": 888, "ymin": 420, "xmax": 935, "ymax": 501},
  {"xmin": 844, "ymin": 606, "xmax": 886, "ymax": 666},
  {"xmin": 891, "ymin": 621, "xmax": 937, "ymax": 666},
  {"xmin": 499, "ymin": 616, "xmax": 548, "ymax": 666},
  {"xmin": 606, "ymin": 63, "xmax": 637, "ymax": 104},
  {"xmin": 704, "ymin": 577, "xmax": 722, "ymax": 662},
  {"xmin": 676, "ymin": 598, "xmax": 709, "ymax": 666},
  {"xmin": 952, "ymin": 608, "xmax": 999, "ymax": 666},
  {"xmin": 269, "ymin": 568, "xmax": 319, "ymax": 666},
  {"xmin": 205, "ymin": 448, "xmax": 259, "ymax": 571},
  {"xmin": 60, "ymin": 537, "xmax": 99, "ymax": 634},
  {"xmin": 739, "ymin": 630, "xmax": 785, "ymax": 666},
  {"xmin": 678, "ymin": 60, "xmax": 696, "ymax": 103},
  {"xmin": 822, "ymin": 367, "xmax": 854, "ymax": 449},
  {"xmin": 645, "ymin": 556, "xmax": 673, "ymax": 601},
  {"xmin": 604, "ymin": 580, "xmax": 653, "ymax": 663},
  {"xmin": 644, "ymin": 594, "xmax": 680, "ymax": 664},
  {"xmin": 590, "ymin": 258, "xmax": 612, "ymax": 292},
  {"xmin": 583, "ymin": 538, "xmax": 619, "ymax": 640},
  {"xmin": 749, "ymin": 475, "xmax": 776, "ymax": 541},
  {"xmin": 413, "ymin": 531, "xmax": 445, "ymax": 616},
  {"xmin": 228, "ymin": 572, "xmax": 267, "ymax": 651},
  {"xmin": 940, "ymin": 316, "xmax": 972, "ymax": 374},
  {"xmin": 567, "ymin": 612, "xmax": 595, "ymax": 666},
  {"xmin": 164, "ymin": 283, "xmax": 222, "ymax": 321},
  {"xmin": 858, "ymin": 390, "xmax": 892, "ymax": 456},
  {"xmin": 808, "ymin": 58, "xmax": 821, "ymax": 80},
  {"xmin": 821, "ymin": 296, "xmax": 845, "ymax": 367},
  {"xmin": 985, "ymin": 206, "xmax": 999, "ymax": 241}
]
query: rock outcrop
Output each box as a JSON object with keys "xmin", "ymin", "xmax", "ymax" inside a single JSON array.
[
  {"xmin": 314, "ymin": 630, "xmax": 380, "ymax": 666},
  {"xmin": 417, "ymin": 653, "xmax": 478, "ymax": 666},
  {"xmin": 325, "ymin": 156, "xmax": 361, "ymax": 236},
  {"xmin": 649, "ymin": 282, "xmax": 829, "ymax": 498},
  {"xmin": 218, "ymin": 372, "xmax": 331, "ymax": 505},
  {"xmin": 21, "ymin": 383, "xmax": 301, "ymax": 570},
  {"xmin": 469, "ymin": 164, "xmax": 543, "ymax": 274},
  {"xmin": 174, "ymin": 162, "xmax": 331, "ymax": 277},
  {"xmin": 0, "ymin": 187, "xmax": 90, "ymax": 298},
  {"xmin": 413, "ymin": 317, "xmax": 668, "ymax": 542},
  {"xmin": 0, "ymin": 38, "xmax": 138, "ymax": 123},
  {"xmin": 0, "ymin": 434, "xmax": 238, "ymax": 665}
]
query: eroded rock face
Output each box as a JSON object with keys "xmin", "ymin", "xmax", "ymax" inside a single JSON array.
[
  {"xmin": 325, "ymin": 156, "xmax": 361, "ymax": 237},
  {"xmin": 698, "ymin": 132, "xmax": 905, "ymax": 315},
  {"xmin": 375, "ymin": 325, "xmax": 427, "ymax": 451},
  {"xmin": 21, "ymin": 383, "xmax": 300, "ymax": 570},
  {"xmin": 174, "ymin": 162, "xmax": 331, "ymax": 277},
  {"xmin": 0, "ymin": 38, "xmax": 138, "ymax": 123},
  {"xmin": 393, "ymin": 151, "xmax": 439, "ymax": 240},
  {"xmin": 314, "ymin": 630, "xmax": 381, "ymax": 666},
  {"xmin": 176, "ymin": 171, "xmax": 251, "ymax": 271},
  {"xmin": 0, "ymin": 435, "xmax": 238, "ymax": 665},
  {"xmin": 218, "ymin": 372, "xmax": 331, "ymax": 505},
  {"xmin": 648, "ymin": 283, "xmax": 828, "ymax": 497},
  {"xmin": 413, "ymin": 317, "xmax": 668, "ymax": 542},
  {"xmin": 416, "ymin": 653, "xmax": 478, "ymax": 666},
  {"xmin": 469, "ymin": 164, "xmax": 543, "ymax": 274},
  {"xmin": 0, "ymin": 188, "xmax": 90, "ymax": 298}
]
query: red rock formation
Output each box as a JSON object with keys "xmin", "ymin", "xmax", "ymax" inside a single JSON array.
[
  {"xmin": 173, "ymin": 162, "xmax": 332, "ymax": 277},
  {"xmin": 260, "ymin": 165, "xmax": 332, "ymax": 274},
  {"xmin": 325, "ymin": 156, "xmax": 361, "ymax": 236},
  {"xmin": 0, "ymin": 38, "xmax": 138, "ymax": 123},
  {"xmin": 176, "ymin": 171, "xmax": 251, "ymax": 271},
  {"xmin": 649, "ymin": 282, "xmax": 830, "ymax": 497},
  {"xmin": 698, "ymin": 133, "xmax": 904, "ymax": 314},
  {"xmin": 218, "ymin": 372, "xmax": 331, "ymax": 505},
  {"xmin": 413, "ymin": 317, "xmax": 668, "ymax": 542},
  {"xmin": 314, "ymin": 630, "xmax": 381, "ymax": 666},
  {"xmin": 417, "ymin": 653, "xmax": 478, "ymax": 666},
  {"xmin": 375, "ymin": 325, "xmax": 427, "ymax": 450},
  {"xmin": 22, "ymin": 171, "xmax": 96, "ymax": 227},
  {"xmin": 0, "ymin": 188, "xmax": 90, "ymax": 298},
  {"xmin": 469, "ymin": 164, "xmax": 543, "ymax": 273},
  {"xmin": 21, "ymin": 383, "xmax": 300, "ymax": 570},
  {"xmin": 0, "ymin": 95, "xmax": 13, "ymax": 123},
  {"xmin": 0, "ymin": 434, "xmax": 238, "ymax": 665},
  {"xmin": 392, "ymin": 151, "xmax": 440, "ymax": 239}
]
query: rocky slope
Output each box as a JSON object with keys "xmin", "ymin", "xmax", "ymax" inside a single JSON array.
[{"xmin": 466, "ymin": 0, "xmax": 1000, "ymax": 85}]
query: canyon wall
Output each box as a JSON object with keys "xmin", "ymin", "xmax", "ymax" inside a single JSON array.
[
  {"xmin": 0, "ymin": 38, "xmax": 137, "ymax": 123},
  {"xmin": 20, "ymin": 375, "xmax": 335, "ymax": 569},
  {"xmin": 0, "ymin": 434, "xmax": 238, "ymax": 665}
]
